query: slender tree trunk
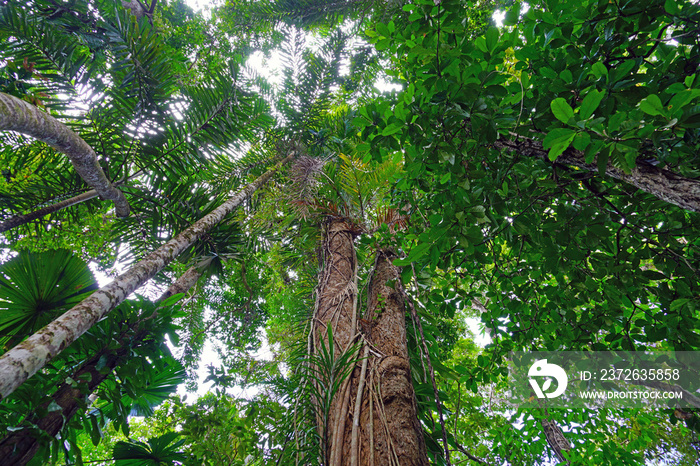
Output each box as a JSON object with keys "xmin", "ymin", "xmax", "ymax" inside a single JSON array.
[
  {"xmin": 158, "ymin": 264, "xmax": 202, "ymax": 302},
  {"xmin": 0, "ymin": 190, "xmax": 99, "ymax": 233},
  {"xmin": 0, "ymin": 266, "xmax": 201, "ymax": 465},
  {"xmin": 312, "ymin": 220, "xmax": 427, "ymax": 465},
  {"xmin": 494, "ymin": 135, "xmax": 700, "ymax": 213},
  {"xmin": 0, "ymin": 92, "xmax": 130, "ymax": 217},
  {"xmin": 541, "ymin": 418, "xmax": 572, "ymax": 465},
  {"xmin": 0, "ymin": 152, "xmax": 295, "ymax": 400}
]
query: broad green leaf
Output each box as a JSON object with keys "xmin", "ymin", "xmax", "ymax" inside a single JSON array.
[
  {"xmin": 639, "ymin": 94, "xmax": 665, "ymax": 116},
  {"xmin": 543, "ymin": 128, "xmax": 577, "ymax": 160},
  {"xmin": 551, "ymin": 98, "xmax": 574, "ymax": 124},
  {"xmin": 485, "ymin": 27, "xmax": 499, "ymax": 53},
  {"xmin": 579, "ymin": 89, "xmax": 605, "ymax": 120}
]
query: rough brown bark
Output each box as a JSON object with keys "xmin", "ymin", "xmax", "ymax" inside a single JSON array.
[
  {"xmin": 0, "ymin": 190, "xmax": 99, "ymax": 233},
  {"xmin": 0, "ymin": 267, "xmax": 200, "ymax": 465},
  {"xmin": 357, "ymin": 249, "xmax": 428, "ymax": 466},
  {"xmin": 541, "ymin": 418, "xmax": 572, "ymax": 465},
  {"xmin": 312, "ymin": 228, "xmax": 428, "ymax": 466},
  {"xmin": 0, "ymin": 92, "xmax": 130, "ymax": 217},
  {"xmin": 0, "ymin": 152, "xmax": 294, "ymax": 400},
  {"xmin": 313, "ymin": 218, "xmax": 358, "ymax": 465},
  {"xmin": 494, "ymin": 135, "xmax": 700, "ymax": 213}
]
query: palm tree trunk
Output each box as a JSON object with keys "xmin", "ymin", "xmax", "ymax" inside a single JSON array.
[
  {"xmin": 0, "ymin": 92, "xmax": 130, "ymax": 217},
  {"xmin": 0, "ymin": 266, "xmax": 201, "ymax": 465},
  {"xmin": 312, "ymin": 220, "xmax": 428, "ymax": 465},
  {"xmin": 0, "ymin": 152, "xmax": 295, "ymax": 400},
  {"xmin": 0, "ymin": 190, "xmax": 99, "ymax": 233},
  {"xmin": 494, "ymin": 135, "xmax": 700, "ymax": 212}
]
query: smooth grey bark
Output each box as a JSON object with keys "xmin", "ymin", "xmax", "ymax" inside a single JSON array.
[
  {"xmin": 0, "ymin": 190, "xmax": 99, "ymax": 233},
  {"xmin": 494, "ymin": 135, "xmax": 700, "ymax": 213},
  {"xmin": 0, "ymin": 152, "xmax": 295, "ymax": 400},
  {"xmin": 158, "ymin": 265, "xmax": 202, "ymax": 303},
  {"xmin": 0, "ymin": 92, "xmax": 130, "ymax": 217}
]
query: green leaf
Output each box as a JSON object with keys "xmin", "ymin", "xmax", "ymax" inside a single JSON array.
[
  {"xmin": 671, "ymin": 299, "xmax": 689, "ymax": 311},
  {"xmin": 381, "ymin": 123, "xmax": 402, "ymax": 136},
  {"xmin": 579, "ymin": 89, "xmax": 605, "ymax": 120},
  {"xmin": 591, "ymin": 62, "xmax": 608, "ymax": 79},
  {"xmin": 485, "ymin": 27, "xmax": 499, "ymax": 53},
  {"xmin": 572, "ymin": 132, "xmax": 591, "ymax": 151},
  {"xmin": 664, "ymin": 0, "xmax": 679, "ymax": 14},
  {"xmin": 394, "ymin": 242, "xmax": 431, "ymax": 266},
  {"xmin": 0, "ymin": 250, "xmax": 97, "ymax": 353},
  {"xmin": 504, "ymin": 4, "xmax": 521, "ymax": 25},
  {"xmin": 543, "ymin": 128, "xmax": 577, "ymax": 160},
  {"xmin": 639, "ymin": 94, "xmax": 665, "ymax": 116},
  {"xmin": 669, "ymin": 89, "xmax": 700, "ymax": 115},
  {"xmin": 551, "ymin": 98, "xmax": 574, "ymax": 124}
]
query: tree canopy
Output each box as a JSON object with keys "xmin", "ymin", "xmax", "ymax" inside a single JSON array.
[{"xmin": 0, "ymin": 0, "xmax": 699, "ymax": 465}]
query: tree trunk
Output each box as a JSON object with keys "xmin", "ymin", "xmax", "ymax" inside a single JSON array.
[
  {"xmin": 356, "ymin": 249, "xmax": 428, "ymax": 466},
  {"xmin": 0, "ymin": 152, "xmax": 294, "ymax": 400},
  {"xmin": 0, "ymin": 190, "xmax": 99, "ymax": 233},
  {"xmin": 0, "ymin": 92, "xmax": 130, "ymax": 217},
  {"xmin": 312, "ymin": 220, "xmax": 427, "ymax": 465},
  {"xmin": 313, "ymin": 218, "xmax": 359, "ymax": 465},
  {"xmin": 494, "ymin": 135, "xmax": 700, "ymax": 213},
  {"xmin": 0, "ymin": 266, "xmax": 201, "ymax": 465}
]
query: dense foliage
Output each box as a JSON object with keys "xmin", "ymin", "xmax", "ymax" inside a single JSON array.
[{"xmin": 0, "ymin": 0, "xmax": 699, "ymax": 465}]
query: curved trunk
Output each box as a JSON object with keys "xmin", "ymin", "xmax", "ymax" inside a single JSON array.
[
  {"xmin": 312, "ymin": 223, "xmax": 427, "ymax": 465},
  {"xmin": 0, "ymin": 266, "xmax": 201, "ymax": 465},
  {"xmin": 0, "ymin": 93, "xmax": 130, "ymax": 217},
  {"xmin": 495, "ymin": 135, "xmax": 700, "ymax": 213},
  {"xmin": 0, "ymin": 152, "xmax": 294, "ymax": 400},
  {"xmin": 0, "ymin": 190, "xmax": 99, "ymax": 233}
]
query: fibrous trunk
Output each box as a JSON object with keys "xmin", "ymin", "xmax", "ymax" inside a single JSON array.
[
  {"xmin": 356, "ymin": 249, "xmax": 428, "ymax": 466},
  {"xmin": 312, "ymin": 218, "xmax": 358, "ymax": 465},
  {"xmin": 312, "ymin": 219, "xmax": 427, "ymax": 465}
]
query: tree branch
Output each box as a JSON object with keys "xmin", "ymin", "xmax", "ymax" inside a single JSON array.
[{"xmin": 494, "ymin": 134, "xmax": 700, "ymax": 213}]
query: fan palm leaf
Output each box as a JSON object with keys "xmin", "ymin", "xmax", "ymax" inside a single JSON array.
[{"xmin": 0, "ymin": 250, "xmax": 97, "ymax": 352}]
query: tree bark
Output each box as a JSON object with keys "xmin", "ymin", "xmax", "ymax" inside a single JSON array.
[
  {"xmin": 0, "ymin": 266, "xmax": 201, "ymax": 465},
  {"xmin": 0, "ymin": 152, "xmax": 295, "ymax": 400},
  {"xmin": 312, "ymin": 225, "xmax": 428, "ymax": 465},
  {"xmin": 0, "ymin": 92, "xmax": 130, "ymax": 217},
  {"xmin": 494, "ymin": 135, "xmax": 700, "ymax": 213},
  {"xmin": 0, "ymin": 190, "xmax": 99, "ymax": 233},
  {"xmin": 158, "ymin": 265, "xmax": 202, "ymax": 302},
  {"xmin": 357, "ymin": 249, "xmax": 428, "ymax": 466},
  {"xmin": 313, "ymin": 217, "xmax": 359, "ymax": 465}
]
